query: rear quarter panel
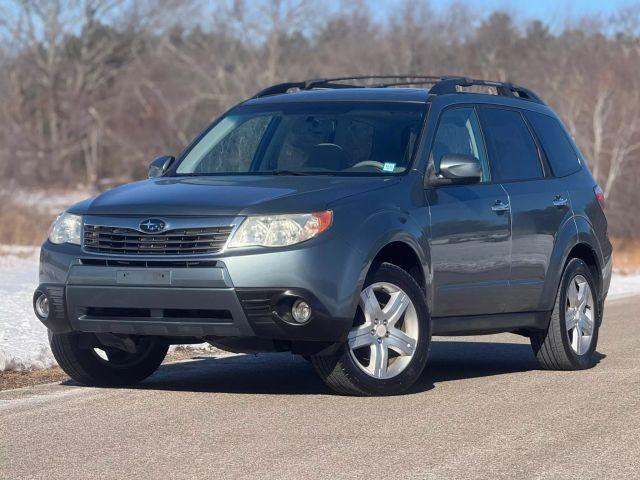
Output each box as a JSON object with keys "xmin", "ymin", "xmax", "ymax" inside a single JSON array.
[
  {"xmin": 563, "ymin": 168, "xmax": 613, "ymax": 298},
  {"xmin": 540, "ymin": 167, "xmax": 611, "ymax": 309}
]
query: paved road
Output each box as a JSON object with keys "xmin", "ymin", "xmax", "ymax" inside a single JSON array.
[{"xmin": 1, "ymin": 296, "xmax": 639, "ymax": 480}]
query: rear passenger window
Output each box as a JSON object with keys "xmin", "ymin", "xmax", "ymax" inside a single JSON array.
[
  {"xmin": 525, "ymin": 111, "xmax": 580, "ymax": 177},
  {"xmin": 478, "ymin": 108, "xmax": 543, "ymax": 182}
]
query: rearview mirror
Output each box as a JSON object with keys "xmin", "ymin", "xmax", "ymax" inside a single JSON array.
[
  {"xmin": 438, "ymin": 154, "xmax": 482, "ymax": 184},
  {"xmin": 148, "ymin": 155, "xmax": 175, "ymax": 179}
]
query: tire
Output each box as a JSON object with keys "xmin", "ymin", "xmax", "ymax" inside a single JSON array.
[
  {"xmin": 530, "ymin": 258, "xmax": 601, "ymax": 370},
  {"xmin": 49, "ymin": 332, "xmax": 169, "ymax": 386},
  {"xmin": 311, "ymin": 262, "xmax": 431, "ymax": 396}
]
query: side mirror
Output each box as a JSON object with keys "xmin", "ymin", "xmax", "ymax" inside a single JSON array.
[
  {"xmin": 148, "ymin": 155, "xmax": 175, "ymax": 179},
  {"xmin": 438, "ymin": 154, "xmax": 482, "ymax": 184}
]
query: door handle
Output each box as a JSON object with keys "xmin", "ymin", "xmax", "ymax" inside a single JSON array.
[
  {"xmin": 553, "ymin": 196, "xmax": 569, "ymax": 208},
  {"xmin": 491, "ymin": 200, "xmax": 510, "ymax": 212}
]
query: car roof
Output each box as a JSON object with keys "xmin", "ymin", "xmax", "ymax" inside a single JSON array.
[
  {"xmin": 248, "ymin": 76, "xmax": 548, "ymax": 110},
  {"xmin": 242, "ymin": 86, "xmax": 558, "ymax": 119},
  {"xmin": 243, "ymin": 87, "xmax": 431, "ymax": 105}
]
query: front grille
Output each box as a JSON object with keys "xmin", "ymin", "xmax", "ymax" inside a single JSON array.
[{"xmin": 83, "ymin": 224, "xmax": 233, "ymax": 255}]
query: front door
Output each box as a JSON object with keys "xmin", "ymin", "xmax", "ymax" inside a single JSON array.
[{"xmin": 427, "ymin": 106, "xmax": 512, "ymax": 317}]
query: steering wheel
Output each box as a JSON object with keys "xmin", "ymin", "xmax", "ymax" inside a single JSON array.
[{"xmin": 351, "ymin": 160, "xmax": 386, "ymax": 170}]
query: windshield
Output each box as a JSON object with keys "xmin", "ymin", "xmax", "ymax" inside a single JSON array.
[{"xmin": 175, "ymin": 102, "xmax": 426, "ymax": 176}]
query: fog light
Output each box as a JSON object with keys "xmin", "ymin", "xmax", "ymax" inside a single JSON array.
[
  {"xmin": 34, "ymin": 292, "xmax": 50, "ymax": 320},
  {"xmin": 291, "ymin": 299, "xmax": 312, "ymax": 324}
]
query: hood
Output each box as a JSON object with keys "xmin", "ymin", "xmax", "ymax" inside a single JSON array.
[{"xmin": 70, "ymin": 175, "xmax": 399, "ymax": 216}]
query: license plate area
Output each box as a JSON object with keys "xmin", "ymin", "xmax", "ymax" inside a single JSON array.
[{"xmin": 116, "ymin": 270, "xmax": 171, "ymax": 286}]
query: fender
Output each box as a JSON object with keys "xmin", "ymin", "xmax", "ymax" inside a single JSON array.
[
  {"xmin": 343, "ymin": 208, "xmax": 431, "ymax": 319},
  {"xmin": 539, "ymin": 214, "xmax": 603, "ymax": 311}
]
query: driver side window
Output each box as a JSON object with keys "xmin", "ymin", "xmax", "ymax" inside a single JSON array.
[{"xmin": 430, "ymin": 107, "xmax": 490, "ymax": 182}]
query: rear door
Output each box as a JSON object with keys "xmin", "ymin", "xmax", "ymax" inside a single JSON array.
[
  {"xmin": 478, "ymin": 107, "xmax": 573, "ymax": 312},
  {"xmin": 427, "ymin": 106, "xmax": 512, "ymax": 317}
]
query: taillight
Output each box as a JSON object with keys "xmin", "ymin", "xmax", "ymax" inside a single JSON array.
[{"xmin": 594, "ymin": 185, "xmax": 605, "ymax": 210}]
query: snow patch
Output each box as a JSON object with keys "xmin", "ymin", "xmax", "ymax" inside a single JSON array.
[
  {"xmin": 0, "ymin": 246, "xmax": 55, "ymax": 371},
  {"xmin": 607, "ymin": 272, "xmax": 640, "ymax": 299},
  {"xmin": 0, "ymin": 188, "xmax": 94, "ymax": 215}
]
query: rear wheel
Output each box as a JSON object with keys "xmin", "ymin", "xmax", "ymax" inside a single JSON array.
[
  {"xmin": 530, "ymin": 258, "xmax": 601, "ymax": 370},
  {"xmin": 312, "ymin": 263, "xmax": 431, "ymax": 396},
  {"xmin": 50, "ymin": 332, "xmax": 168, "ymax": 386}
]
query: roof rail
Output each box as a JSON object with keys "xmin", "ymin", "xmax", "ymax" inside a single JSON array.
[
  {"xmin": 429, "ymin": 76, "xmax": 544, "ymax": 103},
  {"xmin": 253, "ymin": 75, "xmax": 544, "ymax": 104},
  {"xmin": 253, "ymin": 75, "xmax": 441, "ymax": 98}
]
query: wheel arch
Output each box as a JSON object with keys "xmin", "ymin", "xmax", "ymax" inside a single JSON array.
[
  {"xmin": 354, "ymin": 230, "xmax": 430, "ymax": 318},
  {"xmin": 566, "ymin": 243, "xmax": 601, "ymax": 297},
  {"xmin": 541, "ymin": 216, "xmax": 604, "ymax": 311},
  {"xmin": 369, "ymin": 241, "xmax": 427, "ymax": 292}
]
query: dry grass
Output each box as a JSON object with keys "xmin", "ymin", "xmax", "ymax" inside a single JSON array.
[
  {"xmin": 1, "ymin": 203, "xmax": 640, "ymax": 269},
  {"xmin": 611, "ymin": 238, "xmax": 640, "ymax": 273},
  {"xmin": 0, "ymin": 200, "xmax": 54, "ymax": 245},
  {"xmin": 0, "ymin": 366, "xmax": 68, "ymax": 390},
  {"xmin": 0, "ymin": 348, "xmax": 217, "ymax": 391}
]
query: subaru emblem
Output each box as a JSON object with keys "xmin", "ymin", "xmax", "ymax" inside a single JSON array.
[{"xmin": 139, "ymin": 218, "xmax": 167, "ymax": 234}]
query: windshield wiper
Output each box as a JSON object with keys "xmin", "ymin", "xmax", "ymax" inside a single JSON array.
[
  {"xmin": 269, "ymin": 170, "xmax": 313, "ymax": 176},
  {"xmin": 176, "ymin": 170, "xmax": 328, "ymax": 177}
]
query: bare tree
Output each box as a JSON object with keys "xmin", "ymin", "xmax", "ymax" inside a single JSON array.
[{"xmin": 0, "ymin": 0, "xmax": 639, "ymax": 235}]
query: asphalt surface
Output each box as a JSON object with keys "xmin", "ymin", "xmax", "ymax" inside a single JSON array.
[{"xmin": 1, "ymin": 295, "xmax": 639, "ymax": 480}]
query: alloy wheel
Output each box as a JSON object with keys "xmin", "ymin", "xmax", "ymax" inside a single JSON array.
[
  {"xmin": 565, "ymin": 274, "xmax": 595, "ymax": 356},
  {"xmin": 348, "ymin": 282, "xmax": 419, "ymax": 379}
]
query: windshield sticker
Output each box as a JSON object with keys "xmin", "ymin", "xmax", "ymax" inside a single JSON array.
[{"xmin": 383, "ymin": 162, "xmax": 396, "ymax": 172}]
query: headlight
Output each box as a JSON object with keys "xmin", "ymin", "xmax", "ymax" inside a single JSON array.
[
  {"xmin": 48, "ymin": 212, "xmax": 82, "ymax": 245},
  {"xmin": 228, "ymin": 211, "xmax": 332, "ymax": 248}
]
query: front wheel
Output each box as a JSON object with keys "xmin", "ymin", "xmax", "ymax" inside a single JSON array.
[
  {"xmin": 530, "ymin": 258, "xmax": 601, "ymax": 370},
  {"xmin": 312, "ymin": 263, "xmax": 431, "ymax": 396},
  {"xmin": 50, "ymin": 332, "xmax": 169, "ymax": 386}
]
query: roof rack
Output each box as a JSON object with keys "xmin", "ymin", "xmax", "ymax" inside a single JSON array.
[
  {"xmin": 253, "ymin": 75, "xmax": 544, "ymax": 104},
  {"xmin": 253, "ymin": 75, "xmax": 441, "ymax": 97},
  {"xmin": 428, "ymin": 76, "xmax": 543, "ymax": 103}
]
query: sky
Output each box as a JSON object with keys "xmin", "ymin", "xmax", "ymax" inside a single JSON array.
[
  {"xmin": 434, "ymin": 0, "xmax": 632, "ymax": 16},
  {"xmin": 372, "ymin": 0, "xmax": 637, "ymax": 26}
]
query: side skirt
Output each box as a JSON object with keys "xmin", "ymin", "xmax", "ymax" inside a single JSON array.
[{"xmin": 431, "ymin": 311, "xmax": 551, "ymax": 336}]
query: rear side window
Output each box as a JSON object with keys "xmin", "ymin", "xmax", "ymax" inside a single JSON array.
[
  {"xmin": 478, "ymin": 108, "xmax": 543, "ymax": 182},
  {"xmin": 525, "ymin": 111, "xmax": 581, "ymax": 177}
]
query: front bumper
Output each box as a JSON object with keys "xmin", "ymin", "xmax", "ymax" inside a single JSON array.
[{"xmin": 36, "ymin": 240, "xmax": 359, "ymax": 343}]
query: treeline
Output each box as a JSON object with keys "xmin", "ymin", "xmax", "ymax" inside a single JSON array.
[{"xmin": 1, "ymin": 0, "xmax": 639, "ymax": 235}]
